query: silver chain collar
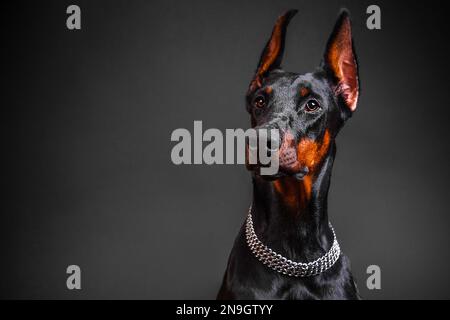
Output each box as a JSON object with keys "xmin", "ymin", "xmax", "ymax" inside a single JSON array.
[{"xmin": 245, "ymin": 207, "xmax": 341, "ymax": 277}]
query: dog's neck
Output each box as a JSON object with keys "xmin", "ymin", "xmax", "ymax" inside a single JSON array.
[{"xmin": 250, "ymin": 143, "xmax": 336, "ymax": 260}]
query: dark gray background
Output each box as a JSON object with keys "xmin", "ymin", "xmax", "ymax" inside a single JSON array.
[{"xmin": 3, "ymin": 0, "xmax": 450, "ymax": 299}]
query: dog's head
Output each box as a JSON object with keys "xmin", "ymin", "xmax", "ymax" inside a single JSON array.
[{"xmin": 246, "ymin": 10, "xmax": 359, "ymax": 180}]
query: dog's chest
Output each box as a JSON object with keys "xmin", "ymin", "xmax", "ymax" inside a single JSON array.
[{"xmin": 245, "ymin": 274, "xmax": 351, "ymax": 300}]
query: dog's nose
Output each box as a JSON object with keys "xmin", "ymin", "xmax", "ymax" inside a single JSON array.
[
  {"xmin": 266, "ymin": 138, "xmax": 273, "ymax": 152},
  {"xmin": 277, "ymin": 131, "xmax": 303, "ymax": 174},
  {"xmin": 268, "ymin": 130, "xmax": 283, "ymax": 157},
  {"xmin": 254, "ymin": 125, "xmax": 282, "ymax": 151}
]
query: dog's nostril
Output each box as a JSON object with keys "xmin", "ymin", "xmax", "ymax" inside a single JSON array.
[
  {"xmin": 266, "ymin": 140, "xmax": 273, "ymax": 158},
  {"xmin": 266, "ymin": 137, "xmax": 280, "ymax": 151}
]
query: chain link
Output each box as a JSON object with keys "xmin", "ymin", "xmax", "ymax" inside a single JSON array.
[{"xmin": 245, "ymin": 207, "xmax": 341, "ymax": 277}]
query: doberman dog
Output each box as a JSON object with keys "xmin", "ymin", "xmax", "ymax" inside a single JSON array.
[{"xmin": 217, "ymin": 9, "xmax": 361, "ymax": 300}]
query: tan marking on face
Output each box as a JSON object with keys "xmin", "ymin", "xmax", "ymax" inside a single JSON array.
[
  {"xmin": 272, "ymin": 130, "xmax": 331, "ymax": 211},
  {"xmin": 299, "ymin": 86, "xmax": 310, "ymax": 97},
  {"xmin": 297, "ymin": 130, "xmax": 331, "ymax": 172}
]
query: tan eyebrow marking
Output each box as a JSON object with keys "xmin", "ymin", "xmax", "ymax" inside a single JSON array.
[
  {"xmin": 265, "ymin": 86, "xmax": 273, "ymax": 94},
  {"xmin": 299, "ymin": 86, "xmax": 310, "ymax": 97}
]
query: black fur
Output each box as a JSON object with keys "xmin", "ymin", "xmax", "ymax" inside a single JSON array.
[{"xmin": 217, "ymin": 10, "xmax": 361, "ymax": 300}]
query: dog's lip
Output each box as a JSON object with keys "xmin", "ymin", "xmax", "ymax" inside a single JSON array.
[{"xmin": 251, "ymin": 167, "xmax": 308, "ymax": 181}]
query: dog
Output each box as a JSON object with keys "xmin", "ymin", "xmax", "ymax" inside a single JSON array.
[{"xmin": 217, "ymin": 9, "xmax": 361, "ymax": 300}]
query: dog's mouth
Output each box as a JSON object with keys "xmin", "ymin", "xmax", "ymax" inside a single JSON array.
[
  {"xmin": 256, "ymin": 171, "xmax": 307, "ymax": 181},
  {"xmin": 245, "ymin": 131, "xmax": 309, "ymax": 181},
  {"xmin": 248, "ymin": 164, "xmax": 309, "ymax": 181}
]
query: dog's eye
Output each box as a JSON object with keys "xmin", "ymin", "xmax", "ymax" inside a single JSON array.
[
  {"xmin": 253, "ymin": 95, "xmax": 266, "ymax": 108},
  {"xmin": 305, "ymin": 100, "xmax": 320, "ymax": 112}
]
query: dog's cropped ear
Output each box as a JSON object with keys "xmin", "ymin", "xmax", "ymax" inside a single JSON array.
[
  {"xmin": 248, "ymin": 10, "xmax": 298, "ymax": 94},
  {"xmin": 323, "ymin": 10, "xmax": 359, "ymax": 112}
]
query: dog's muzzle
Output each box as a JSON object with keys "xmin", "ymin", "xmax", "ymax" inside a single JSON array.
[{"xmin": 246, "ymin": 130, "xmax": 308, "ymax": 180}]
